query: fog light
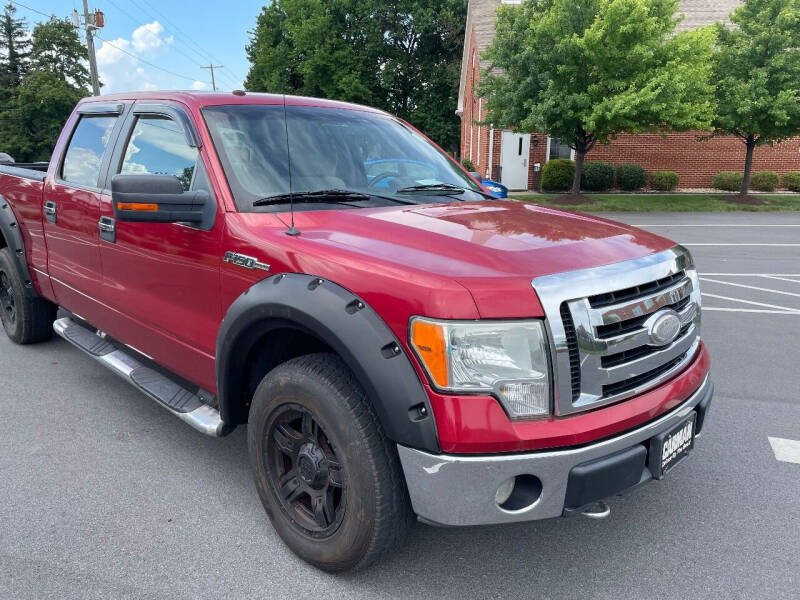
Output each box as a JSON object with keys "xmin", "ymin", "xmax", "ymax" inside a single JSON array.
[
  {"xmin": 495, "ymin": 477, "xmax": 516, "ymax": 505},
  {"xmin": 497, "ymin": 474, "xmax": 543, "ymax": 512}
]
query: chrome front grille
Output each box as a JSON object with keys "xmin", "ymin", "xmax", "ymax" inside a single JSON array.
[{"xmin": 532, "ymin": 247, "xmax": 701, "ymax": 416}]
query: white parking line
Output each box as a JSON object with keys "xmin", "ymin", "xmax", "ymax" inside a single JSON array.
[
  {"xmin": 762, "ymin": 275, "xmax": 800, "ymax": 284},
  {"xmin": 704, "ymin": 308, "xmax": 800, "ymax": 314},
  {"xmin": 682, "ymin": 243, "xmax": 800, "ymax": 247},
  {"xmin": 701, "ymin": 293, "xmax": 800, "ymax": 313},
  {"xmin": 768, "ymin": 437, "xmax": 800, "ymax": 465},
  {"xmin": 700, "ymin": 273, "xmax": 800, "ymax": 277},
  {"xmin": 633, "ymin": 224, "xmax": 800, "ymax": 227},
  {"xmin": 700, "ymin": 277, "xmax": 800, "ymax": 299}
]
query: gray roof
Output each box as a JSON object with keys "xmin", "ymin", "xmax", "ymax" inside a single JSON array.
[
  {"xmin": 458, "ymin": 0, "xmax": 741, "ymax": 113},
  {"xmin": 676, "ymin": 0, "xmax": 741, "ymax": 31}
]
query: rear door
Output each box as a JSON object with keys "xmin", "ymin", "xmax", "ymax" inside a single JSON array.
[
  {"xmin": 96, "ymin": 101, "xmax": 223, "ymax": 391},
  {"xmin": 43, "ymin": 102, "xmax": 129, "ymax": 320}
]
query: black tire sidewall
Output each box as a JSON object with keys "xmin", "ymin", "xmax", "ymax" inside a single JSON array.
[
  {"xmin": 247, "ymin": 356, "xmax": 386, "ymax": 571},
  {"xmin": 0, "ymin": 248, "xmax": 23, "ymax": 341}
]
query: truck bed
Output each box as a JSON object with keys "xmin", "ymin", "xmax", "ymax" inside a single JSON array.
[{"xmin": 0, "ymin": 163, "xmax": 48, "ymax": 182}]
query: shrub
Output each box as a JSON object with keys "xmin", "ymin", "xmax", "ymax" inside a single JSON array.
[
  {"xmin": 460, "ymin": 158, "xmax": 476, "ymax": 171},
  {"xmin": 649, "ymin": 171, "xmax": 680, "ymax": 191},
  {"xmin": 783, "ymin": 172, "xmax": 800, "ymax": 192},
  {"xmin": 580, "ymin": 161, "xmax": 615, "ymax": 191},
  {"xmin": 750, "ymin": 171, "xmax": 779, "ymax": 192},
  {"xmin": 712, "ymin": 171, "xmax": 743, "ymax": 191},
  {"xmin": 541, "ymin": 159, "xmax": 575, "ymax": 191},
  {"xmin": 616, "ymin": 164, "xmax": 647, "ymax": 191}
]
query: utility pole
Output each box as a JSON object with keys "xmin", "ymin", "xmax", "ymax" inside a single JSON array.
[
  {"xmin": 75, "ymin": 1, "xmax": 102, "ymax": 95},
  {"xmin": 201, "ymin": 64, "xmax": 224, "ymax": 91}
]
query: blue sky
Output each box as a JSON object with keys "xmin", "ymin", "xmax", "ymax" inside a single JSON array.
[{"xmin": 17, "ymin": 0, "xmax": 262, "ymax": 92}]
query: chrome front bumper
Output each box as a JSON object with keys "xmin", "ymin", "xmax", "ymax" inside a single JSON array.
[{"xmin": 397, "ymin": 375, "xmax": 712, "ymax": 527}]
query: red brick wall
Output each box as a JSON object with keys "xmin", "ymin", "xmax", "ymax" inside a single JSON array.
[
  {"xmin": 527, "ymin": 133, "xmax": 548, "ymax": 190},
  {"xmin": 460, "ymin": 29, "xmax": 494, "ymax": 176},
  {"xmin": 587, "ymin": 132, "xmax": 800, "ymax": 188}
]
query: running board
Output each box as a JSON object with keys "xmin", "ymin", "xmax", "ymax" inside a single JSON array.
[{"xmin": 53, "ymin": 317, "xmax": 232, "ymax": 437}]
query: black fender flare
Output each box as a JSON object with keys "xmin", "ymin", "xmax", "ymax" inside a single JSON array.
[
  {"xmin": 216, "ymin": 273, "xmax": 440, "ymax": 453},
  {"xmin": 0, "ymin": 194, "xmax": 38, "ymax": 297}
]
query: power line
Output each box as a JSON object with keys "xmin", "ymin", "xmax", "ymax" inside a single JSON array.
[
  {"xmin": 8, "ymin": 0, "xmax": 56, "ymax": 19},
  {"xmin": 94, "ymin": 33, "xmax": 211, "ymax": 85},
  {"xmin": 103, "ymin": 0, "xmax": 226, "ymax": 76},
  {"xmin": 129, "ymin": 0, "xmax": 244, "ymax": 86}
]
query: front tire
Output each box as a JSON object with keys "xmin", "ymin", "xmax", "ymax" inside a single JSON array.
[
  {"xmin": 247, "ymin": 353, "xmax": 413, "ymax": 572},
  {"xmin": 0, "ymin": 247, "xmax": 56, "ymax": 344}
]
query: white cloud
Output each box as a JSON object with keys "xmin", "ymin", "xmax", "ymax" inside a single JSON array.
[
  {"xmin": 191, "ymin": 80, "xmax": 209, "ymax": 91},
  {"xmin": 131, "ymin": 21, "xmax": 174, "ymax": 54},
  {"xmin": 96, "ymin": 21, "xmax": 187, "ymax": 94}
]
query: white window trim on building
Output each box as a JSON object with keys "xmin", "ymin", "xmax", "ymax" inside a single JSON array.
[
  {"xmin": 476, "ymin": 99, "xmax": 482, "ymax": 165},
  {"xmin": 545, "ymin": 135, "xmax": 576, "ymax": 162}
]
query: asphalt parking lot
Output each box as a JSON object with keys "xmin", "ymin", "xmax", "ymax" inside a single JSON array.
[{"xmin": 1, "ymin": 212, "xmax": 799, "ymax": 600}]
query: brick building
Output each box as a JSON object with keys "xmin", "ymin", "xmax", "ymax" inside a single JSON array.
[{"xmin": 457, "ymin": 0, "xmax": 800, "ymax": 190}]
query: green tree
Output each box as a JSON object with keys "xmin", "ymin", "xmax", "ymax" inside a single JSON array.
[
  {"xmin": 244, "ymin": 0, "xmax": 467, "ymax": 153},
  {"xmin": 709, "ymin": 0, "xmax": 800, "ymax": 195},
  {"xmin": 0, "ymin": 18, "xmax": 89, "ymax": 161},
  {"xmin": 15, "ymin": 71, "xmax": 85, "ymax": 161},
  {"xmin": 0, "ymin": 3, "xmax": 31, "ymax": 88},
  {"xmin": 30, "ymin": 17, "xmax": 90, "ymax": 90},
  {"xmin": 480, "ymin": 0, "xmax": 715, "ymax": 194}
]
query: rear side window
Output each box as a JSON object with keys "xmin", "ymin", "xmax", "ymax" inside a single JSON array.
[
  {"xmin": 62, "ymin": 115, "xmax": 118, "ymax": 188},
  {"xmin": 120, "ymin": 116, "xmax": 199, "ymax": 190}
]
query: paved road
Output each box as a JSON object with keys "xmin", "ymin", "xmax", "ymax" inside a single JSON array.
[{"xmin": 2, "ymin": 212, "xmax": 799, "ymax": 599}]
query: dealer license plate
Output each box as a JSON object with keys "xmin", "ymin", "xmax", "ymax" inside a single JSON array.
[{"xmin": 649, "ymin": 412, "xmax": 696, "ymax": 479}]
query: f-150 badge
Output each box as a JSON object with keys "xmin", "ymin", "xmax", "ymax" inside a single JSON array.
[{"xmin": 223, "ymin": 251, "xmax": 271, "ymax": 272}]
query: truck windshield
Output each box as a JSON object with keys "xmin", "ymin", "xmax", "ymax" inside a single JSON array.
[{"xmin": 202, "ymin": 104, "xmax": 484, "ymax": 212}]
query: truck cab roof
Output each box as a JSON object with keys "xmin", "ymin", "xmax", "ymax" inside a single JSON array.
[{"xmin": 77, "ymin": 90, "xmax": 388, "ymax": 114}]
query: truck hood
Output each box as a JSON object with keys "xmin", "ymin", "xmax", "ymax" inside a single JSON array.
[
  {"xmin": 289, "ymin": 200, "xmax": 674, "ymax": 280},
  {"xmin": 283, "ymin": 201, "xmax": 676, "ymax": 318}
]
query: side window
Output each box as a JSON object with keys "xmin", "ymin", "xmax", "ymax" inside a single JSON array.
[
  {"xmin": 62, "ymin": 115, "xmax": 118, "ymax": 188},
  {"xmin": 120, "ymin": 116, "xmax": 198, "ymax": 191}
]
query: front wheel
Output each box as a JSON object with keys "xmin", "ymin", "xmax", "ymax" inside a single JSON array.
[{"xmin": 247, "ymin": 353, "xmax": 413, "ymax": 572}]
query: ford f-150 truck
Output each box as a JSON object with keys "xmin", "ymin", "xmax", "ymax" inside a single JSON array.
[{"xmin": 0, "ymin": 92, "xmax": 712, "ymax": 572}]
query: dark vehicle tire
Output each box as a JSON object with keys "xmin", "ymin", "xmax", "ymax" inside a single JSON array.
[
  {"xmin": 248, "ymin": 352, "xmax": 413, "ymax": 572},
  {"xmin": 0, "ymin": 247, "xmax": 56, "ymax": 344}
]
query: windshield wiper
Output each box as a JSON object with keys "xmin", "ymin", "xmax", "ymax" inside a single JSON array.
[
  {"xmin": 253, "ymin": 189, "xmax": 371, "ymax": 207},
  {"xmin": 253, "ymin": 189, "xmax": 417, "ymax": 207},
  {"xmin": 396, "ymin": 183, "xmax": 495, "ymax": 200}
]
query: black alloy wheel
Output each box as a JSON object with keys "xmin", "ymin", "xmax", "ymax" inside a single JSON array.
[
  {"xmin": 0, "ymin": 269, "xmax": 15, "ymax": 327},
  {"xmin": 248, "ymin": 353, "xmax": 413, "ymax": 571},
  {"xmin": 265, "ymin": 404, "xmax": 346, "ymax": 537}
]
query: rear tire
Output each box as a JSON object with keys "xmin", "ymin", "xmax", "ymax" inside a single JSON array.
[
  {"xmin": 0, "ymin": 247, "xmax": 56, "ymax": 344},
  {"xmin": 247, "ymin": 352, "xmax": 413, "ymax": 572}
]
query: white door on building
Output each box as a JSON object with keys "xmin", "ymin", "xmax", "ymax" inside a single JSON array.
[{"xmin": 499, "ymin": 131, "xmax": 530, "ymax": 190}]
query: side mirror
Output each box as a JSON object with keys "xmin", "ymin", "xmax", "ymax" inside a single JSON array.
[
  {"xmin": 469, "ymin": 171, "xmax": 482, "ymax": 180},
  {"xmin": 111, "ymin": 174, "xmax": 208, "ymax": 223}
]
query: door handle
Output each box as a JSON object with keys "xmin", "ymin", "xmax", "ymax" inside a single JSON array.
[
  {"xmin": 44, "ymin": 201, "xmax": 57, "ymax": 223},
  {"xmin": 99, "ymin": 216, "xmax": 116, "ymax": 243}
]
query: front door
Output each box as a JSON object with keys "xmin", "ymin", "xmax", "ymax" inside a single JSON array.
[
  {"xmin": 499, "ymin": 131, "xmax": 530, "ymax": 191},
  {"xmin": 96, "ymin": 102, "xmax": 223, "ymax": 392}
]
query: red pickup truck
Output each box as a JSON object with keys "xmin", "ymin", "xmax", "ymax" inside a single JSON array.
[{"xmin": 0, "ymin": 92, "xmax": 712, "ymax": 572}]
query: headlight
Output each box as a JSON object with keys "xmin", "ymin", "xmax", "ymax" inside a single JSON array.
[{"xmin": 410, "ymin": 318, "xmax": 551, "ymax": 419}]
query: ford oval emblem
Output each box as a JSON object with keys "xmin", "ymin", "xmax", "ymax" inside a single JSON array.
[{"xmin": 646, "ymin": 309, "xmax": 682, "ymax": 346}]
